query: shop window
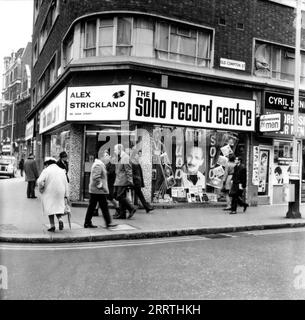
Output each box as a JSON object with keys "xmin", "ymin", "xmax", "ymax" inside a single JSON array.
[
  {"xmin": 151, "ymin": 126, "xmax": 242, "ymax": 204},
  {"xmin": 49, "ymin": 131, "xmax": 70, "ymax": 158},
  {"xmin": 254, "ymin": 41, "xmax": 305, "ymax": 83}
]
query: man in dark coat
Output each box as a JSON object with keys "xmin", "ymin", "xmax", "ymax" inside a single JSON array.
[
  {"xmin": 229, "ymin": 156, "xmax": 249, "ymax": 214},
  {"xmin": 56, "ymin": 151, "xmax": 69, "ymax": 182},
  {"xmin": 131, "ymin": 150, "xmax": 154, "ymax": 213},
  {"xmin": 113, "ymin": 144, "xmax": 136, "ymax": 219},
  {"xmin": 24, "ymin": 153, "xmax": 39, "ymax": 198}
]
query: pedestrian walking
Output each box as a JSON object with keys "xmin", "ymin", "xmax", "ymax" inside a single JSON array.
[
  {"xmin": 24, "ymin": 153, "xmax": 39, "ymax": 198},
  {"xmin": 131, "ymin": 149, "xmax": 154, "ymax": 213},
  {"xmin": 37, "ymin": 157, "xmax": 69, "ymax": 232},
  {"xmin": 83, "ymin": 152, "xmax": 117, "ymax": 229},
  {"xmin": 222, "ymin": 154, "xmax": 236, "ymax": 211},
  {"xmin": 103, "ymin": 150, "xmax": 121, "ymax": 218},
  {"xmin": 56, "ymin": 151, "xmax": 69, "ymax": 183},
  {"xmin": 113, "ymin": 144, "xmax": 136, "ymax": 219},
  {"xmin": 229, "ymin": 156, "xmax": 249, "ymax": 214},
  {"xmin": 19, "ymin": 157, "xmax": 24, "ymax": 177}
]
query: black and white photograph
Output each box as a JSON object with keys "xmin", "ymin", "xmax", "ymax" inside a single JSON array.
[{"xmin": 2, "ymin": 0, "xmax": 305, "ymax": 306}]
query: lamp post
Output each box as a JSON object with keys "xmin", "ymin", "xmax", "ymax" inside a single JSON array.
[
  {"xmin": 0, "ymin": 99, "xmax": 14, "ymax": 156},
  {"xmin": 286, "ymin": 0, "xmax": 302, "ymax": 218}
]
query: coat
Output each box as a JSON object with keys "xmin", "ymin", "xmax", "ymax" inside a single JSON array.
[
  {"xmin": 37, "ymin": 164, "xmax": 69, "ymax": 216},
  {"xmin": 132, "ymin": 163, "xmax": 144, "ymax": 188},
  {"xmin": 230, "ymin": 163, "xmax": 247, "ymax": 196},
  {"xmin": 223, "ymin": 161, "xmax": 236, "ymax": 191},
  {"xmin": 88, "ymin": 159, "xmax": 109, "ymax": 194},
  {"xmin": 57, "ymin": 159, "xmax": 69, "ymax": 183},
  {"xmin": 24, "ymin": 157, "xmax": 39, "ymax": 181},
  {"xmin": 114, "ymin": 152, "xmax": 133, "ymax": 187}
]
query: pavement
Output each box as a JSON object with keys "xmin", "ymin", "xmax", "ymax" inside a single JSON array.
[{"xmin": 1, "ymin": 176, "xmax": 305, "ymax": 243}]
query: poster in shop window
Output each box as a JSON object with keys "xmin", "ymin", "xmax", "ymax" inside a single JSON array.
[
  {"xmin": 151, "ymin": 127, "xmax": 206, "ymax": 203},
  {"xmin": 206, "ymin": 131, "xmax": 239, "ymax": 189},
  {"xmin": 258, "ymin": 150, "xmax": 269, "ymax": 194}
]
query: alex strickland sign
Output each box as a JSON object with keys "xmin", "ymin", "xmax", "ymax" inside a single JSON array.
[
  {"xmin": 130, "ymin": 85, "xmax": 255, "ymax": 131},
  {"xmin": 67, "ymin": 85, "xmax": 129, "ymax": 121}
]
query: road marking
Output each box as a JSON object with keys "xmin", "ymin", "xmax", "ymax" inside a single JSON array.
[{"xmin": 0, "ymin": 235, "xmax": 211, "ymax": 251}]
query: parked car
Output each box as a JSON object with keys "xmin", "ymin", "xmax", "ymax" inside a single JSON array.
[{"xmin": 0, "ymin": 155, "xmax": 18, "ymax": 178}]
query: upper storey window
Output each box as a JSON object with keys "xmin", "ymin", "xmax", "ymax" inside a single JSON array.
[
  {"xmin": 155, "ymin": 22, "xmax": 211, "ymax": 67},
  {"xmin": 254, "ymin": 41, "xmax": 305, "ymax": 83},
  {"xmin": 73, "ymin": 15, "xmax": 212, "ymax": 68},
  {"xmin": 39, "ymin": 0, "xmax": 59, "ymax": 53}
]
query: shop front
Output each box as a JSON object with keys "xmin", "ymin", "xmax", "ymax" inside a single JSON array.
[
  {"xmin": 38, "ymin": 84, "xmax": 256, "ymax": 203},
  {"xmin": 254, "ymin": 91, "xmax": 304, "ymax": 205}
]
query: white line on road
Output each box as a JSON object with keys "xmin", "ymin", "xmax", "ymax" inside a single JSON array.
[
  {"xmin": 0, "ymin": 235, "xmax": 211, "ymax": 251},
  {"xmin": 1, "ymin": 228, "xmax": 305, "ymax": 251}
]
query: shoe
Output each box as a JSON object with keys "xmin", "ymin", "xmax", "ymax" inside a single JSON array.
[
  {"xmin": 107, "ymin": 223, "xmax": 118, "ymax": 228},
  {"xmin": 113, "ymin": 214, "xmax": 126, "ymax": 219},
  {"xmin": 146, "ymin": 208, "xmax": 154, "ymax": 213},
  {"xmin": 223, "ymin": 207, "xmax": 232, "ymax": 211},
  {"xmin": 229, "ymin": 211, "xmax": 237, "ymax": 214},
  {"xmin": 31, "ymin": 196, "xmax": 37, "ymax": 199},
  {"xmin": 59, "ymin": 220, "xmax": 64, "ymax": 230},
  {"xmin": 243, "ymin": 204, "xmax": 249, "ymax": 212},
  {"xmin": 84, "ymin": 223, "xmax": 98, "ymax": 228},
  {"xmin": 127, "ymin": 208, "xmax": 136, "ymax": 219},
  {"xmin": 47, "ymin": 226, "xmax": 55, "ymax": 232}
]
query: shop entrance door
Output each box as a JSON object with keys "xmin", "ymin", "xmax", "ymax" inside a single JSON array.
[{"xmin": 257, "ymin": 146, "xmax": 273, "ymax": 205}]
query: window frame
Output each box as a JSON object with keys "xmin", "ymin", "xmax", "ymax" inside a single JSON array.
[{"xmin": 254, "ymin": 39, "xmax": 305, "ymax": 83}]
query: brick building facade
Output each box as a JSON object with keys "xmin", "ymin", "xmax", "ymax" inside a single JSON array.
[{"xmin": 28, "ymin": 0, "xmax": 305, "ymax": 206}]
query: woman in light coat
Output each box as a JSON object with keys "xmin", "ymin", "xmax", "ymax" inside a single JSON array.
[{"xmin": 37, "ymin": 157, "xmax": 69, "ymax": 232}]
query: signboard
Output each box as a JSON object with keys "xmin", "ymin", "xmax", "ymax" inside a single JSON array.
[
  {"xmin": 25, "ymin": 119, "xmax": 34, "ymax": 140},
  {"xmin": 130, "ymin": 86, "xmax": 255, "ymax": 132},
  {"xmin": 220, "ymin": 58, "xmax": 246, "ymax": 71},
  {"xmin": 264, "ymin": 110, "xmax": 305, "ymax": 138},
  {"xmin": 265, "ymin": 91, "xmax": 305, "ymax": 113},
  {"xmin": 39, "ymin": 89, "xmax": 66, "ymax": 134},
  {"xmin": 66, "ymin": 85, "xmax": 129, "ymax": 121},
  {"xmin": 2, "ymin": 145, "xmax": 11, "ymax": 153},
  {"xmin": 259, "ymin": 113, "xmax": 283, "ymax": 132}
]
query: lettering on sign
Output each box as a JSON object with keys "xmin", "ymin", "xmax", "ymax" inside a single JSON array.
[
  {"xmin": 130, "ymin": 86, "xmax": 255, "ymax": 131},
  {"xmin": 67, "ymin": 85, "xmax": 129, "ymax": 121}
]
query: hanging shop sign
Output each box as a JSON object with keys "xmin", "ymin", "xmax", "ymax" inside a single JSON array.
[
  {"xmin": 66, "ymin": 85, "xmax": 129, "ymax": 121},
  {"xmin": 25, "ymin": 119, "xmax": 34, "ymax": 141},
  {"xmin": 264, "ymin": 110, "xmax": 305, "ymax": 138},
  {"xmin": 130, "ymin": 86, "xmax": 255, "ymax": 131},
  {"xmin": 259, "ymin": 113, "xmax": 283, "ymax": 132},
  {"xmin": 220, "ymin": 58, "xmax": 246, "ymax": 71},
  {"xmin": 39, "ymin": 89, "xmax": 66, "ymax": 134},
  {"xmin": 265, "ymin": 91, "xmax": 305, "ymax": 113}
]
